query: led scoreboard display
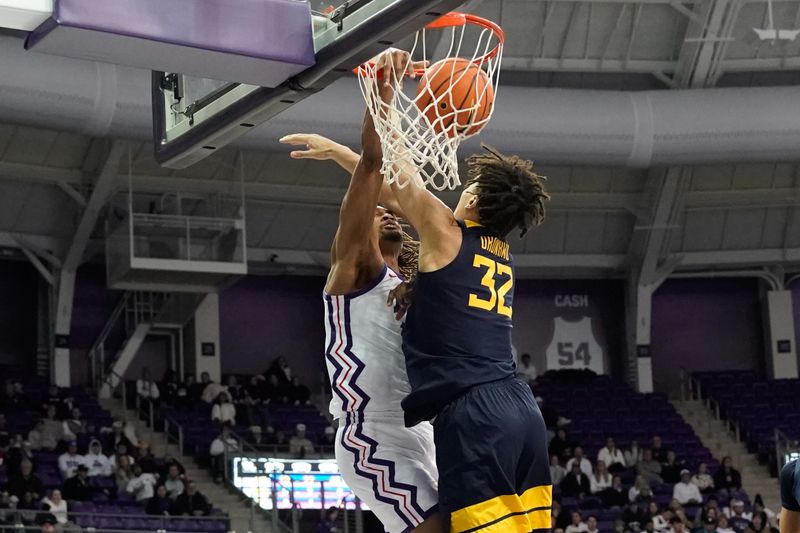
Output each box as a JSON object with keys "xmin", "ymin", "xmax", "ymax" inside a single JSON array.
[{"xmin": 231, "ymin": 457, "xmax": 367, "ymax": 511}]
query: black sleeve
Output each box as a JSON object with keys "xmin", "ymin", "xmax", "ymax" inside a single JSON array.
[{"xmin": 781, "ymin": 460, "xmax": 800, "ymax": 511}]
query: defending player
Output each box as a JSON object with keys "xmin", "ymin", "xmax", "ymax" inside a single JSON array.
[
  {"xmin": 780, "ymin": 458, "xmax": 800, "ymax": 533},
  {"xmin": 374, "ymin": 49, "xmax": 553, "ymax": 533},
  {"xmin": 280, "ymin": 53, "xmax": 441, "ymax": 533}
]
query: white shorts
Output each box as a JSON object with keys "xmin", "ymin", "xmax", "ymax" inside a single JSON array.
[{"xmin": 335, "ymin": 414, "xmax": 439, "ymax": 533}]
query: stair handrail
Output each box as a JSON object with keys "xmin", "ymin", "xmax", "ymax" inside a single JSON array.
[
  {"xmin": 88, "ymin": 292, "xmax": 131, "ymax": 388},
  {"xmin": 775, "ymin": 428, "xmax": 798, "ymax": 477}
]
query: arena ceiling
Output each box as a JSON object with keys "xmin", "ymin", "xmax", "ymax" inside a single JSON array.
[{"xmin": 0, "ymin": 0, "xmax": 798, "ymax": 281}]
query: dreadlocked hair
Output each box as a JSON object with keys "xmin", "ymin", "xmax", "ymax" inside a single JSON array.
[
  {"xmin": 466, "ymin": 144, "xmax": 550, "ymax": 238},
  {"xmin": 398, "ymin": 228, "xmax": 419, "ymax": 280}
]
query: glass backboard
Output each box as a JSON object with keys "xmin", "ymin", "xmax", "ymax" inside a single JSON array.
[{"xmin": 153, "ymin": 0, "xmax": 469, "ymax": 169}]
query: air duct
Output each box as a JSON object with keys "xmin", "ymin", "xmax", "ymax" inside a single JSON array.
[{"xmin": 2, "ymin": 35, "xmax": 799, "ymax": 167}]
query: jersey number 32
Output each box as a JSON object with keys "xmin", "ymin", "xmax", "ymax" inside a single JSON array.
[{"xmin": 468, "ymin": 254, "xmax": 513, "ymax": 317}]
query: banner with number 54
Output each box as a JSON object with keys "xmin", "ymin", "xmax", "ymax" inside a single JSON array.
[{"xmin": 545, "ymin": 316, "xmax": 606, "ymax": 374}]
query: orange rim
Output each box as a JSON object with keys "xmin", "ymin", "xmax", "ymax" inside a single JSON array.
[{"xmin": 353, "ymin": 12, "xmax": 504, "ymax": 77}]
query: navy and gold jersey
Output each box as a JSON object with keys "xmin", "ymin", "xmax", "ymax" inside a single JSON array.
[
  {"xmin": 781, "ymin": 459, "xmax": 800, "ymax": 511},
  {"xmin": 401, "ymin": 220, "xmax": 516, "ymax": 427}
]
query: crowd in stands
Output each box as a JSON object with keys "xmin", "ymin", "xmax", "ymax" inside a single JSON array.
[
  {"xmin": 520, "ymin": 369, "xmax": 778, "ymax": 533},
  {"xmin": 140, "ymin": 357, "xmax": 333, "ymax": 478},
  {"xmin": 0, "ymin": 377, "xmax": 225, "ymax": 531}
]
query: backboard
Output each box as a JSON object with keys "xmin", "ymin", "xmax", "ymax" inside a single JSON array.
[{"xmin": 153, "ymin": 0, "xmax": 468, "ymax": 169}]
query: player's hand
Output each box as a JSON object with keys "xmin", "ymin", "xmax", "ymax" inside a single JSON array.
[
  {"xmin": 279, "ymin": 133, "xmax": 340, "ymax": 160},
  {"xmin": 373, "ymin": 49, "xmax": 428, "ymax": 101},
  {"xmin": 386, "ymin": 279, "xmax": 415, "ymax": 321}
]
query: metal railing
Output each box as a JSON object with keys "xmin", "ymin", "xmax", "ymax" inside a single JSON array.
[
  {"xmin": 162, "ymin": 416, "xmax": 292, "ymax": 533},
  {"xmin": 88, "ymin": 293, "xmax": 131, "ymax": 391},
  {"xmin": 775, "ymin": 428, "xmax": 799, "ymax": 477}
]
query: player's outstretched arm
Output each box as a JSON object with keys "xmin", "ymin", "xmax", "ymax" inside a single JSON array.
[
  {"xmin": 328, "ymin": 110, "xmax": 384, "ymax": 263},
  {"xmin": 280, "ymin": 133, "xmax": 408, "ymax": 221}
]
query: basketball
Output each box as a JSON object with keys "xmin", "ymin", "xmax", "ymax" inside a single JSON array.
[{"xmin": 415, "ymin": 57, "xmax": 495, "ymax": 138}]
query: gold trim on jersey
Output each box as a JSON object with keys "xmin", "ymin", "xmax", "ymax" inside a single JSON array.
[{"xmin": 451, "ymin": 485, "xmax": 553, "ymax": 533}]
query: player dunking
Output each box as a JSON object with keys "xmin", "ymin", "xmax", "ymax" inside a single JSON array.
[
  {"xmin": 376, "ymin": 49, "xmax": 553, "ymax": 533},
  {"xmin": 281, "ymin": 53, "xmax": 441, "ymax": 533}
]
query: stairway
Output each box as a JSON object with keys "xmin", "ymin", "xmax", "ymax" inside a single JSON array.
[
  {"xmin": 100, "ymin": 398, "xmax": 278, "ymax": 533},
  {"xmin": 673, "ymin": 399, "xmax": 781, "ymax": 512}
]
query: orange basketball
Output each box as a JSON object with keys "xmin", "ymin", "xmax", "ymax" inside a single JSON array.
[{"xmin": 415, "ymin": 57, "xmax": 495, "ymax": 138}]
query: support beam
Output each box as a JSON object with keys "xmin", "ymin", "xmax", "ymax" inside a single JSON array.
[
  {"xmin": 53, "ymin": 140, "xmax": 126, "ymax": 387},
  {"xmin": 10, "ymin": 234, "xmax": 63, "ymax": 268},
  {"xmin": 56, "ymin": 181, "xmax": 87, "ymax": 208},
  {"xmin": 20, "ymin": 246, "xmax": 54, "ymax": 285}
]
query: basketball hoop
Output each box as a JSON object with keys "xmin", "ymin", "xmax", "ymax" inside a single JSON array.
[{"xmin": 355, "ymin": 13, "xmax": 504, "ymax": 191}]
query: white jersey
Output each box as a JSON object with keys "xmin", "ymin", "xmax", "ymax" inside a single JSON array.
[{"xmin": 323, "ymin": 264, "xmax": 411, "ymax": 418}]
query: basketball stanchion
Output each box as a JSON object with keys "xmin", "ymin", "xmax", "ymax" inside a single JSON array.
[{"xmin": 355, "ymin": 12, "xmax": 504, "ymax": 191}]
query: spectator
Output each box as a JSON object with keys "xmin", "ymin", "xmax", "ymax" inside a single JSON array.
[
  {"xmin": 135, "ymin": 441, "xmax": 157, "ymax": 473},
  {"xmin": 43, "ymin": 386, "xmax": 67, "ymax": 418},
  {"xmin": 146, "ymin": 485, "xmax": 172, "ymax": 516},
  {"xmin": 700, "ymin": 516, "xmax": 719, "ymax": 533},
  {"xmin": 598, "ymin": 438, "xmax": 626, "ymax": 472},
  {"xmin": 172, "ymin": 482, "xmax": 210, "ymax": 516},
  {"xmin": 41, "ymin": 489, "xmax": 68, "ymax": 526},
  {"xmin": 126, "ymin": 464, "xmax": 157, "ymax": 502},
  {"xmin": 622, "ymin": 501, "xmax": 647, "ymax": 529},
  {"xmin": 724, "ymin": 500, "xmax": 751, "ymax": 532},
  {"xmin": 566, "ymin": 447, "xmax": 593, "ymax": 477},
  {"xmin": 224, "ymin": 375, "xmax": 243, "ymax": 403},
  {"xmin": 248, "ymin": 426, "xmax": 272, "ymax": 450},
  {"xmin": 114, "ymin": 455, "xmax": 134, "ymax": 492},
  {"xmin": 630, "ymin": 475, "xmax": 654, "ymax": 504},
  {"xmin": 561, "ymin": 462, "xmax": 591, "ymax": 498},
  {"xmin": 645, "ymin": 520, "xmax": 656, "ymax": 533},
  {"xmin": 158, "ymin": 456, "xmax": 185, "ymax": 480},
  {"xmin": 164, "ymin": 464, "xmax": 185, "ymax": 500},
  {"xmin": 136, "ymin": 368, "xmax": 161, "ymax": 404},
  {"xmin": 671, "ymin": 516, "xmax": 687, "ymax": 533},
  {"xmin": 317, "ymin": 506, "xmax": 339, "ymax": 533},
  {"xmin": 289, "ymin": 377, "xmax": 311, "ymax": 406},
  {"xmin": 318, "ymin": 426, "xmax": 336, "ymax": 449},
  {"xmin": 516, "ymin": 353, "xmax": 537, "ymax": 385},
  {"xmin": 106, "ymin": 420, "xmax": 134, "ymax": 453},
  {"xmin": 692, "ymin": 463, "xmax": 715, "ymax": 494},
  {"xmin": 566, "ymin": 511, "xmax": 588, "ymax": 533},
  {"xmin": 645, "ymin": 503, "xmax": 662, "ymax": 523},
  {"xmin": 83, "ymin": 439, "xmax": 112, "ymax": 477},
  {"xmin": 16, "ymin": 491, "xmax": 40, "ymax": 526},
  {"xmin": 743, "ymin": 512, "xmax": 774, "ymax": 533},
  {"xmin": 211, "ymin": 392, "xmax": 237, "ymax": 425},
  {"xmin": 674, "ymin": 469, "xmax": 703, "ymax": 505},
  {"xmin": 268, "ymin": 357, "xmax": 292, "ymax": 384},
  {"xmin": 601, "ymin": 475, "xmax": 628, "ymax": 508},
  {"xmin": 110, "ymin": 442, "xmax": 135, "ymax": 469},
  {"xmin": 613, "ymin": 520, "xmax": 626, "ymax": 533},
  {"xmin": 550, "ymin": 455, "xmax": 567, "ymax": 486},
  {"xmin": 751, "ymin": 495, "xmax": 776, "ymax": 526},
  {"xmin": 7, "ymin": 440, "xmax": 36, "ymax": 476},
  {"xmin": 717, "ymin": 516, "xmax": 735, "ymax": 533},
  {"xmin": 263, "ymin": 374, "xmax": 288, "ymax": 405},
  {"xmin": 274, "ymin": 430, "xmax": 289, "ymax": 448},
  {"xmin": 669, "ymin": 499, "xmax": 692, "ymax": 526},
  {"xmin": 553, "ymin": 500, "xmax": 572, "ymax": 530},
  {"xmin": 188, "ymin": 374, "xmax": 205, "ymax": 402},
  {"xmin": 626, "ymin": 440, "xmax": 643, "ymax": 468},
  {"xmin": 651, "ymin": 435, "xmax": 668, "ymax": 463},
  {"xmin": 210, "ymin": 425, "xmax": 238, "ymax": 483},
  {"xmin": 62, "ymin": 407, "xmax": 85, "ymax": 441},
  {"xmin": 58, "ymin": 441, "xmax": 83, "ymax": 479},
  {"xmin": 714, "ymin": 457, "xmax": 742, "ymax": 494},
  {"xmin": 654, "ymin": 509, "xmax": 674, "ymax": 533},
  {"xmin": 0, "ymin": 413, "xmax": 10, "ymax": 447},
  {"xmin": 27, "ymin": 421, "xmax": 46, "ymax": 451},
  {"xmin": 201, "ymin": 374, "xmax": 226, "ymax": 404},
  {"xmin": 289, "ymin": 424, "xmax": 315, "ymax": 459},
  {"xmin": 62, "ymin": 465, "xmax": 92, "ymax": 501},
  {"xmin": 536, "ymin": 396, "xmax": 571, "ymax": 435},
  {"xmin": 549, "ymin": 428, "xmax": 574, "ymax": 462},
  {"xmin": 638, "ymin": 448, "xmax": 664, "ymax": 485},
  {"xmin": 40, "ymin": 405, "xmax": 63, "ymax": 450},
  {"xmin": 590, "ymin": 460, "xmax": 613, "ymax": 494},
  {"xmin": 586, "ymin": 516, "xmax": 600, "ymax": 533},
  {"xmin": 661, "ymin": 450, "xmax": 683, "ymax": 484},
  {"xmin": 7, "ymin": 460, "xmax": 43, "ymax": 499},
  {"xmin": 40, "ymin": 519, "xmax": 57, "ymax": 533}
]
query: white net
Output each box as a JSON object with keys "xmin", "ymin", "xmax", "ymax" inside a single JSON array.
[{"xmin": 356, "ymin": 13, "xmax": 504, "ymax": 191}]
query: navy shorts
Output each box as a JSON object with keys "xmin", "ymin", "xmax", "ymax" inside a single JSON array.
[{"xmin": 433, "ymin": 377, "xmax": 552, "ymax": 533}]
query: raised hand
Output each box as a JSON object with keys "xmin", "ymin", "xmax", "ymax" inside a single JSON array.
[{"xmin": 279, "ymin": 133, "xmax": 339, "ymax": 160}]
